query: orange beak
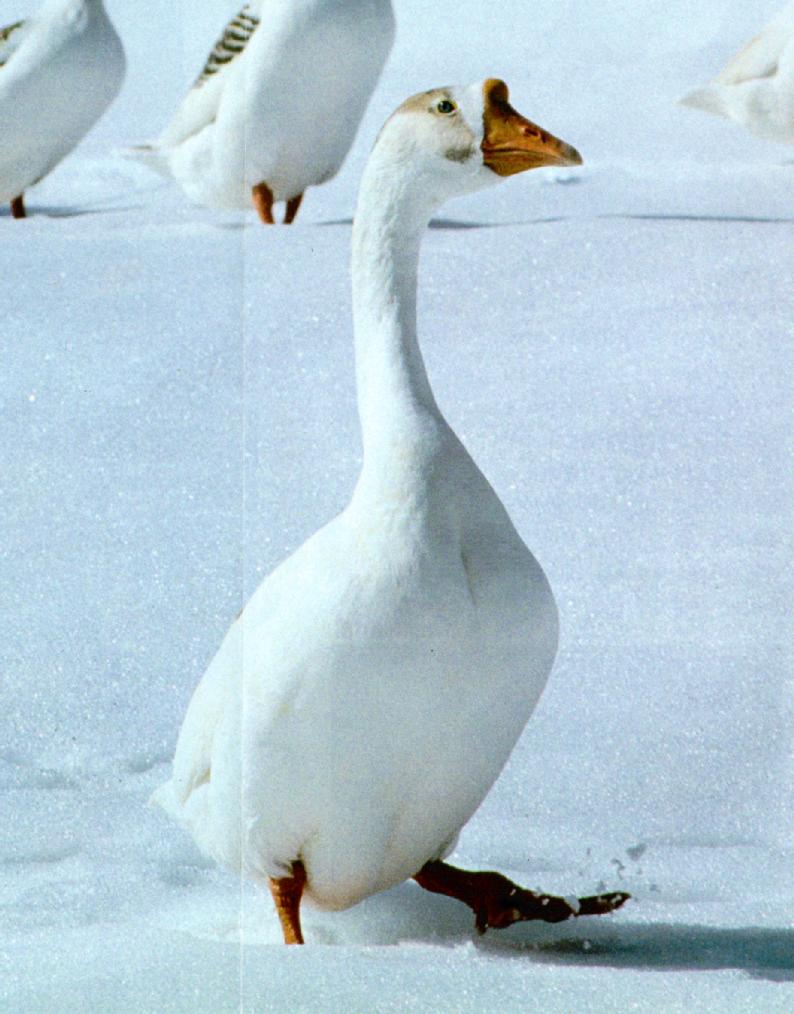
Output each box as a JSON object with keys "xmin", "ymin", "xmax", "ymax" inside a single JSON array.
[{"xmin": 481, "ymin": 79, "xmax": 582, "ymax": 176}]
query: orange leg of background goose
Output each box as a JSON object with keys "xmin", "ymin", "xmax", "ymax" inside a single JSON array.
[
  {"xmin": 283, "ymin": 193, "xmax": 304, "ymax": 224},
  {"xmin": 268, "ymin": 860, "xmax": 307, "ymax": 944},
  {"xmin": 414, "ymin": 860, "xmax": 629, "ymax": 934},
  {"xmin": 251, "ymin": 182, "xmax": 275, "ymax": 225},
  {"xmin": 10, "ymin": 195, "xmax": 26, "ymax": 219}
]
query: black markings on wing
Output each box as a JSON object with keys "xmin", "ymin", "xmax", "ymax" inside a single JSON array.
[
  {"xmin": 0, "ymin": 20, "xmax": 25, "ymax": 68},
  {"xmin": 194, "ymin": 5, "xmax": 260, "ymax": 87}
]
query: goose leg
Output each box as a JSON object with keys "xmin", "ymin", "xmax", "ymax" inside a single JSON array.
[
  {"xmin": 251, "ymin": 182, "xmax": 275, "ymax": 225},
  {"xmin": 10, "ymin": 195, "xmax": 26, "ymax": 219},
  {"xmin": 268, "ymin": 860, "xmax": 307, "ymax": 944},
  {"xmin": 414, "ymin": 860, "xmax": 629, "ymax": 934},
  {"xmin": 283, "ymin": 193, "xmax": 304, "ymax": 224}
]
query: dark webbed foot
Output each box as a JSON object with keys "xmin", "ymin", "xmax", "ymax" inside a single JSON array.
[
  {"xmin": 283, "ymin": 192, "xmax": 303, "ymax": 224},
  {"xmin": 414, "ymin": 860, "xmax": 629, "ymax": 934},
  {"xmin": 576, "ymin": 891, "xmax": 631, "ymax": 918}
]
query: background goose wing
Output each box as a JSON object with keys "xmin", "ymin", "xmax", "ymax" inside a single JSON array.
[
  {"xmin": 157, "ymin": 4, "xmax": 260, "ymax": 147},
  {"xmin": 715, "ymin": 5, "xmax": 794, "ymax": 86},
  {"xmin": 194, "ymin": 4, "xmax": 260, "ymax": 87},
  {"xmin": 0, "ymin": 19, "xmax": 27, "ymax": 68}
]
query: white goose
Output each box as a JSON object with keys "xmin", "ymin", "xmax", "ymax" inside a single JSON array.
[
  {"xmin": 681, "ymin": 2, "xmax": 794, "ymax": 144},
  {"xmin": 129, "ymin": 0, "xmax": 395, "ymax": 224},
  {"xmin": 153, "ymin": 79, "xmax": 629, "ymax": 944},
  {"xmin": 0, "ymin": 0, "xmax": 125, "ymax": 218}
]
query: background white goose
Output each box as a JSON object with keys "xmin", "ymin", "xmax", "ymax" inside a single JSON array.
[
  {"xmin": 680, "ymin": 1, "xmax": 794, "ymax": 144},
  {"xmin": 128, "ymin": 0, "xmax": 395, "ymax": 223},
  {"xmin": 0, "ymin": 0, "xmax": 125, "ymax": 218},
  {"xmin": 152, "ymin": 78, "xmax": 628, "ymax": 944}
]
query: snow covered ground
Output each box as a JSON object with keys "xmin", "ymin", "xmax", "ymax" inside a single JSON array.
[{"xmin": 2, "ymin": 1, "xmax": 793, "ymax": 1010}]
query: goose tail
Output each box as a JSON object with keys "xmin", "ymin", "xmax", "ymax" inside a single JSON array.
[
  {"xmin": 117, "ymin": 143, "xmax": 172, "ymax": 179},
  {"xmin": 679, "ymin": 84, "xmax": 729, "ymax": 119}
]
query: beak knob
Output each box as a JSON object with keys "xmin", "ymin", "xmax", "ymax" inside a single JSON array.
[{"xmin": 481, "ymin": 78, "xmax": 582, "ymax": 175}]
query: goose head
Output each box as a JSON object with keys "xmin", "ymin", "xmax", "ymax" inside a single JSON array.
[{"xmin": 369, "ymin": 78, "xmax": 582, "ymax": 210}]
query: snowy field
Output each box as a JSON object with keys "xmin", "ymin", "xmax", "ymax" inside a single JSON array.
[{"xmin": 2, "ymin": 1, "xmax": 794, "ymax": 1011}]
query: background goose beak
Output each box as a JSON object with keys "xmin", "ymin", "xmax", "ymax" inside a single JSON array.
[{"xmin": 481, "ymin": 78, "xmax": 582, "ymax": 176}]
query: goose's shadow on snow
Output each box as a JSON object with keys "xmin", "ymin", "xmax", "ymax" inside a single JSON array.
[
  {"xmin": 319, "ymin": 212, "xmax": 794, "ymax": 230},
  {"xmin": 308, "ymin": 884, "xmax": 794, "ymax": 984},
  {"xmin": 317, "ymin": 216, "xmax": 566, "ymax": 230},
  {"xmin": 0, "ymin": 203, "xmax": 143, "ymax": 220},
  {"xmin": 473, "ymin": 212, "xmax": 794, "ymax": 227},
  {"xmin": 601, "ymin": 211, "xmax": 794, "ymax": 225},
  {"xmin": 490, "ymin": 921, "xmax": 794, "ymax": 984}
]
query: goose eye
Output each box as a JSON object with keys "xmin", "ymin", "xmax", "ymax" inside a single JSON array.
[{"xmin": 436, "ymin": 99, "xmax": 456, "ymax": 115}]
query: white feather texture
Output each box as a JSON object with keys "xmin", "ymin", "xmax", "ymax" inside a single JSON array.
[
  {"xmin": 152, "ymin": 82, "xmax": 559, "ymax": 912},
  {"xmin": 680, "ymin": 2, "xmax": 794, "ymax": 143},
  {"xmin": 0, "ymin": 0, "xmax": 125, "ymax": 204},
  {"xmin": 131, "ymin": 0, "xmax": 395, "ymax": 209}
]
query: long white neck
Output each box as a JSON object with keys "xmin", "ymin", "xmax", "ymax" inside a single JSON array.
[{"xmin": 351, "ymin": 156, "xmax": 447, "ymax": 462}]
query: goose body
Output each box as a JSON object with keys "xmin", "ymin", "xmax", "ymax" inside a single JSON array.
[
  {"xmin": 154, "ymin": 80, "xmax": 586, "ymax": 928},
  {"xmin": 158, "ymin": 420, "xmax": 558, "ymax": 910},
  {"xmin": 681, "ymin": 2, "xmax": 794, "ymax": 143},
  {"xmin": 131, "ymin": 0, "xmax": 395, "ymax": 222},
  {"xmin": 0, "ymin": 0, "xmax": 125, "ymax": 216}
]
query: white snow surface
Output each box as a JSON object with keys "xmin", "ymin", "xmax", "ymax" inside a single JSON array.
[{"xmin": 2, "ymin": 1, "xmax": 793, "ymax": 1011}]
